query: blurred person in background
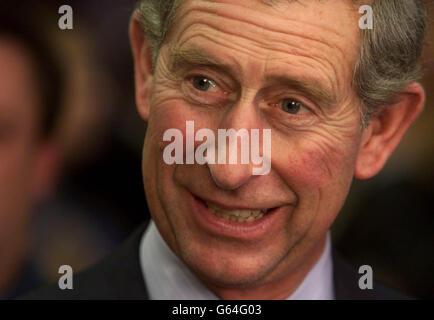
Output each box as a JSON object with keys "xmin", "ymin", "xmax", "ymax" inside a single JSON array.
[
  {"xmin": 0, "ymin": 1, "xmax": 139, "ymax": 297},
  {"xmin": 0, "ymin": 0, "xmax": 147, "ymax": 296},
  {"xmin": 0, "ymin": 7, "xmax": 63, "ymax": 298},
  {"xmin": 25, "ymin": 0, "xmax": 148, "ymax": 284}
]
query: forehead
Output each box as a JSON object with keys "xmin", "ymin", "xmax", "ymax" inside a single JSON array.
[
  {"xmin": 164, "ymin": 0, "xmax": 361, "ymax": 100},
  {"xmin": 170, "ymin": 0, "xmax": 361, "ymax": 52}
]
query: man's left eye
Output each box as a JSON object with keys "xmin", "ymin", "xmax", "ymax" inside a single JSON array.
[
  {"xmin": 191, "ymin": 76, "xmax": 217, "ymax": 92},
  {"xmin": 279, "ymin": 99, "xmax": 310, "ymax": 115}
]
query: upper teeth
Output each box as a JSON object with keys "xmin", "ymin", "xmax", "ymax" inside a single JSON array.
[{"xmin": 206, "ymin": 202, "xmax": 268, "ymax": 222}]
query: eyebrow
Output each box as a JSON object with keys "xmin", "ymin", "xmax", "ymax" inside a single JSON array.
[
  {"xmin": 168, "ymin": 47, "xmax": 338, "ymax": 107},
  {"xmin": 168, "ymin": 47, "xmax": 234, "ymax": 76},
  {"xmin": 265, "ymin": 76, "xmax": 338, "ymax": 107}
]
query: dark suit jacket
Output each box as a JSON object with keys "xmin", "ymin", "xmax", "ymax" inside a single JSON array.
[{"xmin": 22, "ymin": 220, "xmax": 410, "ymax": 300}]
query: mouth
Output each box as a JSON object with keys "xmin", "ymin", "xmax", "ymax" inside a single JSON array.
[
  {"xmin": 205, "ymin": 201, "xmax": 270, "ymax": 223},
  {"xmin": 190, "ymin": 193, "xmax": 286, "ymax": 240}
]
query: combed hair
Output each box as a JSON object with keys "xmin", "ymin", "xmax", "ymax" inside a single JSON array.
[{"xmin": 135, "ymin": 0, "xmax": 427, "ymax": 126}]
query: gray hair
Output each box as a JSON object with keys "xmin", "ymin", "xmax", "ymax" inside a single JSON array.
[{"xmin": 135, "ymin": 0, "xmax": 427, "ymax": 126}]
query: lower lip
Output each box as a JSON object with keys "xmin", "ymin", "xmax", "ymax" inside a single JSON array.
[{"xmin": 190, "ymin": 193, "xmax": 285, "ymax": 241}]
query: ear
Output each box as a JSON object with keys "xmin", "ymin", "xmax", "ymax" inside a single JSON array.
[
  {"xmin": 355, "ymin": 83, "xmax": 425, "ymax": 180},
  {"xmin": 129, "ymin": 12, "xmax": 154, "ymax": 122}
]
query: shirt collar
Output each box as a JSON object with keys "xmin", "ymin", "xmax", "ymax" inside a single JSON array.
[{"xmin": 140, "ymin": 220, "xmax": 334, "ymax": 300}]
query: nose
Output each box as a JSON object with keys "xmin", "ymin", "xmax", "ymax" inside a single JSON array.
[
  {"xmin": 208, "ymin": 160, "xmax": 253, "ymax": 190},
  {"xmin": 207, "ymin": 101, "xmax": 262, "ymax": 191}
]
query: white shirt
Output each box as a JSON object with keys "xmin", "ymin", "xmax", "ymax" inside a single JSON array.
[{"xmin": 139, "ymin": 220, "xmax": 334, "ymax": 300}]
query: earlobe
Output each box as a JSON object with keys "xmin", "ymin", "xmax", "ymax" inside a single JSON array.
[
  {"xmin": 354, "ymin": 82, "xmax": 425, "ymax": 180},
  {"xmin": 129, "ymin": 12, "xmax": 154, "ymax": 122}
]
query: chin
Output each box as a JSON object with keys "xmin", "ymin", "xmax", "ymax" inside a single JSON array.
[{"xmin": 177, "ymin": 240, "xmax": 282, "ymax": 288}]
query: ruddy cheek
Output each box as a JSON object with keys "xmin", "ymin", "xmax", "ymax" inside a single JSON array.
[
  {"xmin": 282, "ymin": 147, "xmax": 339, "ymax": 189},
  {"xmin": 303, "ymin": 150, "xmax": 336, "ymax": 185}
]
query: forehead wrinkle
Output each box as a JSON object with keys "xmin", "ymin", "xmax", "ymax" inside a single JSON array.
[
  {"xmin": 176, "ymin": 1, "xmax": 356, "ymax": 51},
  {"xmin": 168, "ymin": 1, "xmax": 357, "ymax": 103},
  {"xmin": 172, "ymin": 4, "xmax": 355, "ymax": 90},
  {"xmin": 178, "ymin": 31, "xmax": 273, "ymax": 66},
  {"xmin": 173, "ymin": 0, "xmax": 356, "ymax": 59},
  {"xmin": 182, "ymin": 9, "xmax": 335, "ymax": 55},
  {"xmin": 174, "ymin": 17, "xmax": 344, "ymax": 89},
  {"xmin": 175, "ymin": 17, "xmax": 270, "ymax": 59}
]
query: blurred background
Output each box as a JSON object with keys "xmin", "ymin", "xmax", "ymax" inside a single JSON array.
[{"xmin": 0, "ymin": 0, "xmax": 432, "ymax": 299}]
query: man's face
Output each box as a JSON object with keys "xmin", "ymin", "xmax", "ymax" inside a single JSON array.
[
  {"xmin": 141, "ymin": 0, "xmax": 363, "ymax": 289},
  {"xmin": 0, "ymin": 38, "xmax": 45, "ymax": 250}
]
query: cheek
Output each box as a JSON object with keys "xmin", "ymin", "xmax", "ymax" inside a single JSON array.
[
  {"xmin": 0, "ymin": 143, "xmax": 33, "ymax": 187},
  {"xmin": 273, "ymin": 135, "xmax": 358, "ymax": 191},
  {"xmin": 0, "ymin": 148, "xmax": 34, "ymax": 234},
  {"xmin": 143, "ymin": 99, "xmax": 196, "ymax": 191},
  {"xmin": 146, "ymin": 98, "xmax": 217, "ymax": 156},
  {"xmin": 290, "ymin": 150, "xmax": 333, "ymax": 187}
]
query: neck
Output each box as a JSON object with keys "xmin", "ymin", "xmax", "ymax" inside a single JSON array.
[{"xmin": 202, "ymin": 235, "xmax": 328, "ymax": 300}]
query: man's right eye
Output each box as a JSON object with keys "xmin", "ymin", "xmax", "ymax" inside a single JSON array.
[
  {"xmin": 182, "ymin": 74, "xmax": 231, "ymax": 107},
  {"xmin": 191, "ymin": 76, "xmax": 218, "ymax": 92}
]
